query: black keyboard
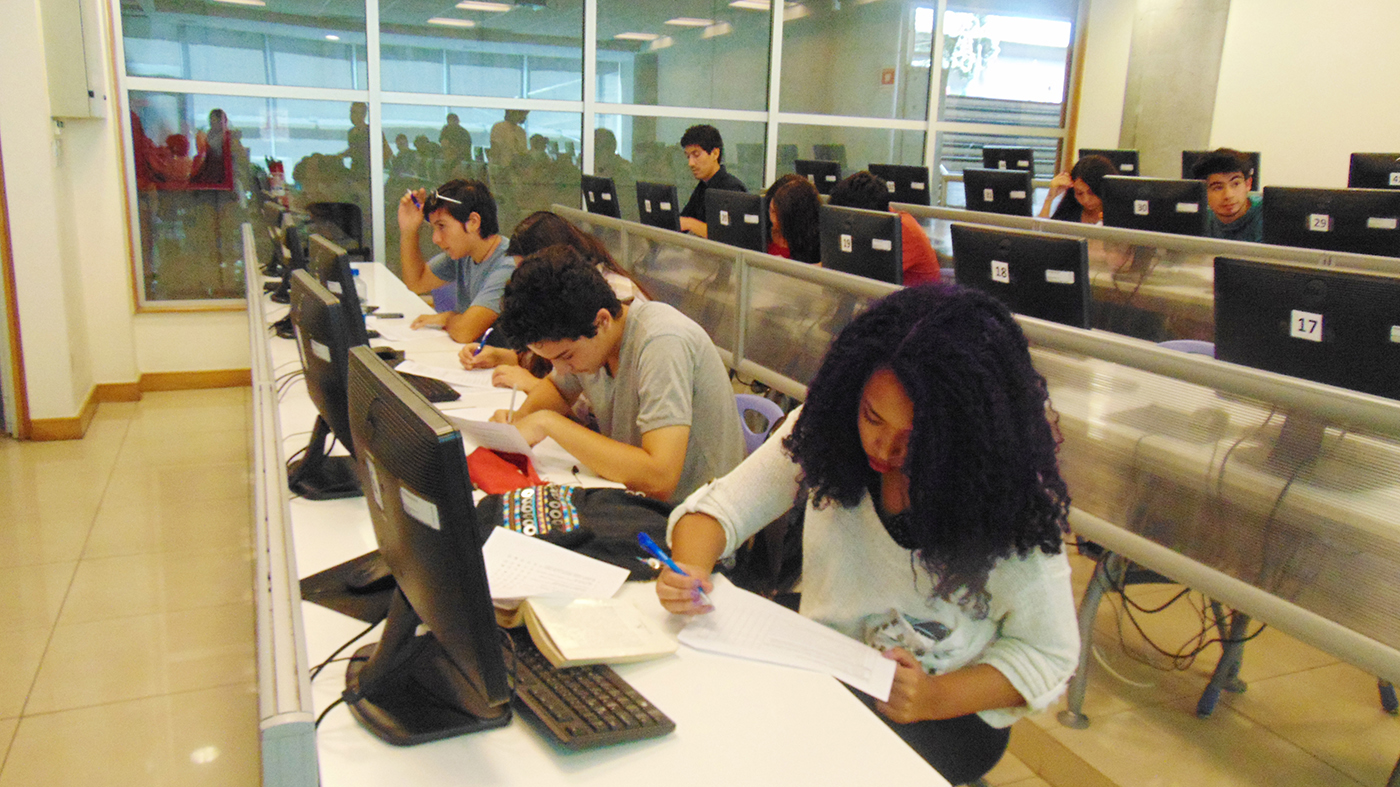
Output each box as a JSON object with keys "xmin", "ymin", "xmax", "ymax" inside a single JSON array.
[
  {"xmin": 397, "ymin": 372, "xmax": 461, "ymax": 403},
  {"xmin": 505, "ymin": 629, "xmax": 675, "ymax": 749}
]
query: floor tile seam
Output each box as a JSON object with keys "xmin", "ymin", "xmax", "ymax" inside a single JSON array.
[
  {"xmin": 16, "ymin": 677, "xmax": 261, "ymax": 721},
  {"xmin": 52, "ymin": 598, "xmax": 259, "ymax": 630}
]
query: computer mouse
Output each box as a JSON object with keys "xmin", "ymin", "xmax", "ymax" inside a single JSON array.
[{"xmin": 345, "ymin": 555, "xmax": 395, "ymax": 594}]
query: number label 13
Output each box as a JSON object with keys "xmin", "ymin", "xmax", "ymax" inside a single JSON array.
[{"xmin": 1290, "ymin": 309, "xmax": 1324, "ymax": 342}]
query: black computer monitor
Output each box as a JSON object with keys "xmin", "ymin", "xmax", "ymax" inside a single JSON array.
[
  {"xmin": 1347, "ymin": 153, "xmax": 1400, "ymax": 190},
  {"xmin": 341, "ymin": 345, "xmax": 512, "ymax": 745},
  {"xmin": 635, "ymin": 180, "xmax": 681, "ymax": 231},
  {"xmin": 581, "ymin": 175, "xmax": 621, "ymax": 218},
  {"xmin": 818, "ymin": 204, "xmax": 902, "ymax": 285},
  {"xmin": 868, "ymin": 163, "xmax": 932, "ymax": 206},
  {"xmin": 795, "ymin": 159, "xmax": 842, "ymax": 195},
  {"xmin": 287, "ymin": 270, "xmax": 362, "ymax": 500},
  {"xmin": 1182, "ymin": 150, "xmax": 1261, "ymax": 185},
  {"xmin": 981, "ymin": 147, "xmax": 1035, "ymax": 179},
  {"xmin": 950, "ymin": 223, "xmax": 1091, "ymax": 329},
  {"xmin": 1261, "ymin": 186, "xmax": 1400, "ymax": 258},
  {"xmin": 308, "ymin": 233, "xmax": 371, "ymax": 346},
  {"xmin": 962, "ymin": 168, "xmax": 1035, "ymax": 217},
  {"xmin": 706, "ymin": 189, "xmax": 766, "ymax": 253},
  {"xmin": 1080, "ymin": 148, "xmax": 1139, "ymax": 176},
  {"xmin": 812, "ymin": 143, "xmax": 847, "ymax": 170},
  {"xmin": 1101, "ymin": 175, "xmax": 1208, "ymax": 236},
  {"xmin": 270, "ymin": 224, "xmax": 310, "ymax": 304}
]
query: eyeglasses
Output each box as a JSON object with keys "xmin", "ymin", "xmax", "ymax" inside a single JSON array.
[{"xmin": 427, "ymin": 189, "xmax": 462, "ymax": 205}]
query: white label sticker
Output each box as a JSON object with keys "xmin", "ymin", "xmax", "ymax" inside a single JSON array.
[
  {"xmin": 991, "ymin": 260, "xmax": 1010, "ymax": 284},
  {"xmin": 983, "ymin": 188, "xmax": 995, "ymax": 202},
  {"xmin": 1046, "ymin": 269, "xmax": 1076, "ymax": 285},
  {"xmin": 602, "ymin": 192, "xmax": 612, "ymax": 201},
  {"xmin": 1367, "ymin": 217, "xmax": 1398, "ymax": 230},
  {"xmin": 587, "ymin": 192, "xmax": 595, "ymax": 202},
  {"xmin": 805, "ymin": 174, "xmax": 815, "ymax": 183},
  {"xmin": 309, "ymin": 339, "xmax": 330, "ymax": 362},
  {"xmin": 365, "ymin": 457, "xmax": 384, "ymax": 511},
  {"xmin": 719, "ymin": 209, "xmax": 731, "ymax": 226},
  {"xmin": 840, "ymin": 234, "xmax": 853, "ymax": 253},
  {"xmin": 911, "ymin": 182, "xmax": 926, "ymax": 190},
  {"xmin": 824, "ymin": 174, "xmax": 837, "ymax": 182},
  {"xmin": 1176, "ymin": 202, "xmax": 1200, "ymax": 213},
  {"xmin": 871, "ymin": 238, "xmax": 893, "ymax": 251},
  {"xmin": 1121, "ymin": 163, "xmax": 1135, "ymax": 172},
  {"xmin": 743, "ymin": 213, "xmax": 760, "ymax": 224},
  {"xmin": 327, "ymin": 280, "xmax": 342, "ymax": 295},
  {"xmin": 1010, "ymin": 190, "xmax": 1027, "ymax": 199},
  {"xmin": 399, "ymin": 486, "xmax": 441, "ymax": 530},
  {"xmin": 1133, "ymin": 199, "xmax": 1150, "ymax": 216},
  {"xmin": 1290, "ymin": 309, "xmax": 1324, "ymax": 342},
  {"xmin": 1391, "ymin": 325, "xmax": 1400, "ymax": 343},
  {"xmin": 660, "ymin": 201, "xmax": 672, "ymax": 211},
  {"xmin": 1309, "ymin": 213, "xmax": 1332, "ymax": 232},
  {"xmin": 997, "ymin": 161, "xmax": 1007, "ymax": 169},
  {"xmin": 886, "ymin": 181, "xmax": 896, "ymax": 193},
  {"xmin": 644, "ymin": 199, "xmax": 652, "ymax": 212},
  {"xmin": 1017, "ymin": 159, "xmax": 1029, "ymax": 167},
  {"xmin": 1391, "ymin": 172, "xmax": 1400, "ymax": 187}
]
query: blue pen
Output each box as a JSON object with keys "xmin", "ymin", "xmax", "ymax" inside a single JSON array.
[
  {"xmin": 407, "ymin": 190, "xmax": 422, "ymax": 209},
  {"xmin": 472, "ymin": 327, "xmax": 493, "ymax": 357},
  {"xmin": 637, "ymin": 533, "xmax": 713, "ymax": 607}
]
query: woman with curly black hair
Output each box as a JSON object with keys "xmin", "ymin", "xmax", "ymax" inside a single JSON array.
[{"xmin": 656, "ymin": 284, "xmax": 1079, "ymax": 784}]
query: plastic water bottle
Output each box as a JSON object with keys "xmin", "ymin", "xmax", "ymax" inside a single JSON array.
[{"xmin": 352, "ymin": 268, "xmax": 368, "ymax": 302}]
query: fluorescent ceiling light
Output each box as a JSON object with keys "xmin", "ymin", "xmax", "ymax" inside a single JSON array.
[
  {"xmin": 211, "ymin": 0, "xmax": 266, "ymax": 6},
  {"xmin": 665, "ymin": 17, "xmax": 714, "ymax": 26},
  {"xmin": 729, "ymin": 0, "xmax": 770, "ymax": 9},
  {"xmin": 456, "ymin": 1, "xmax": 512, "ymax": 11},
  {"xmin": 324, "ymin": 34, "xmax": 340, "ymax": 40},
  {"xmin": 614, "ymin": 32, "xmax": 659, "ymax": 41},
  {"xmin": 429, "ymin": 16, "xmax": 477, "ymax": 26},
  {"xmin": 784, "ymin": 3, "xmax": 810, "ymax": 21},
  {"xmin": 648, "ymin": 36, "xmax": 674, "ymax": 51},
  {"xmin": 701, "ymin": 22, "xmax": 733, "ymax": 38}
]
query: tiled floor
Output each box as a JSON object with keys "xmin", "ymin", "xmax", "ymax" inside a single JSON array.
[{"xmin": 1, "ymin": 387, "xmax": 1397, "ymax": 787}]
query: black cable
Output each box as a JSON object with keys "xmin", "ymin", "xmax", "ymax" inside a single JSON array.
[
  {"xmin": 310, "ymin": 619, "xmax": 380, "ymax": 681},
  {"xmin": 315, "ymin": 697, "xmax": 344, "ymax": 728}
]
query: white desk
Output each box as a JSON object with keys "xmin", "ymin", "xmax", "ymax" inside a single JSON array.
[{"xmin": 255, "ymin": 262, "xmax": 946, "ymax": 786}]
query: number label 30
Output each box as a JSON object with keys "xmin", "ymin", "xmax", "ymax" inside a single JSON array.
[{"xmin": 1290, "ymin": 309, "xmax": 1324, "ymax": 342}]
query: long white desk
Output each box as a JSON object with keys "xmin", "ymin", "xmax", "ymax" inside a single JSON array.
[{"xmin": 248, "ymin": 251, "xmax": 946, "ymax": 786}]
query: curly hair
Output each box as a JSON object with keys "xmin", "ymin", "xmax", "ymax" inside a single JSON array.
[
  {"xmin": 497, "ymin": 246, "xmax": 622, "ymax": 348},
  {"xmin": 766, "ymin": 174, "xmax": 822, "ymax": 264},
  {"xmin": 783, "ymin": 284, "xmax": 1069, "ymax": 613},
  {"xmin": 828, "ymin": 170, "xmax": 893, "ymax": 212}
]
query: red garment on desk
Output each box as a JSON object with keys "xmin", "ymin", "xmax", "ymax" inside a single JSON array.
[
  {"xmin": 467, "ymin": 447, "xmax": 544, "ymax": 493},
  {"xmin": 767, "ymin": 240, "xmax": 790, "ymax": 259},
  {"xmin": 897, "ymin": 211, "xmax": 941, "ymax": 286}
]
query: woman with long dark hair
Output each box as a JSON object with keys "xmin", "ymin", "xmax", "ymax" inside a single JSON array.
[
  {"xmin": 656, "ymin": 284, "xmax": 1079, "ymax": 784},
  {"xmin": 766, "ymin": 173, "xmax": 822, "ymax": 264}
]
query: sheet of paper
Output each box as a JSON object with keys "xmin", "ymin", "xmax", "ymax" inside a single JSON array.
[
  {"xmin": 366, "ymin": 318, "xmax": 431, "ymax": 344},
  {"xmin": 441, "ymin": 411, "xmax": 537, "ymax": 462},
  {"xmin": 394, "ymin": 359, "xmax": 496, "ymax": 390},
  {"xmin": 482, "ymin": 528, "xmax": 628, "ymax": 601},
  {"xmin": 678, "ymin": 576, "xmax": 897, "ymax": 701}
]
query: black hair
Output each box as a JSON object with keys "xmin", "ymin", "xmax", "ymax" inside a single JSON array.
[
  {"xmin": 1050, "ymin": 155, "xmax": 1115, "ymax": 222},
  {"xmin": 497, "ymin": 246, "xmax": 624, "ymax": 348},
  {"xmin": 766, "ymin": 173, "xmax": 822, "ymax": 264},
  {"xmin": 783, "ymin": 284, "xmax": 1069, "ymax": 614},
  {"xmin": 828, "ymin": 171, "xmax": 893, "ymax": 212},
  {"xmin": 680, "ymin": 124, "xmax": 724, "ymax": 163},
  {"xmin": 422, "ymin": 178, "xmax": 499, "ymax": 238},
  {"xmin": 1192, "ymin": 148, "xmax": 1253, "ymax": 181}
]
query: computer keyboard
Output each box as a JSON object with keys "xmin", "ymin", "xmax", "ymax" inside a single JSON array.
[
  {"xmin": 397, "ymin": 372, "xmax": 461, "ymax": 403},
  {"xmin": 505, "ymin": 629, "xmax": 675, "ymax": 749}
]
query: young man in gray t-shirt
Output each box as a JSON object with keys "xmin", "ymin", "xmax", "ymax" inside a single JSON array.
[{"xmin": 492, "ymin": 247, "xmax": 744, "ymax": 504}]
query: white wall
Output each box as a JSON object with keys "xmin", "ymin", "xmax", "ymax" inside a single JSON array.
[
  {"xmin": 1211, "ymin": 0, "xmax": 1400, "ymax": 188},
  {"xmin": 1072, "ymin": 0, "xmax": 1134, "ymax": 154}
]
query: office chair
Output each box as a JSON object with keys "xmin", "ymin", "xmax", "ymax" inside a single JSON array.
[
  {"xmin": 429, "ymin": 281, "xmax": 458, "ymax": 313},
  {"xmin": 735, "ymin": 393, "xmax": 784, "ymax": 455}
]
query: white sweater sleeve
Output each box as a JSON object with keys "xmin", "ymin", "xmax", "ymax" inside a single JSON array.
[{"xmin": 666, "ymin": 406, "xmax": 804, "ymax": 557}]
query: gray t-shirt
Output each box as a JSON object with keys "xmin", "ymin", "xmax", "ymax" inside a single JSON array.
[
  {"xmin": 427, "ymin": 236, "xmax": 515, "ymax": 314},
  {"xmin": 552, "ymin": 300, "xmax": 745, "ymax": 505}
]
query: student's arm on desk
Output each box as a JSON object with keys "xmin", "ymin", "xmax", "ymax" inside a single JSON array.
[
  {"xmin": 441, "ymin": 306, "xmax": 497, "ymax": 344},
  {"xmin": 396, "ymin": 188, "xmax": 449, "ymax": 293},
  {"xmin": 511, "ymin": 411, "xmax": 691, "ymax": 501},
  {"xmin": 679, "ymin": 217, "xmax": 708, "ymax": 237},
  {"xmin": 655, "ymin": 512, "xmax": 725, "ymax": 615}
]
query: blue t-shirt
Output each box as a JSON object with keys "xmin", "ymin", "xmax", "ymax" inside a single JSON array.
[
  {"xmin": 1206, "ymin": 193, "xmax": 1263, "ymax": 243},
  {"xmin": 427, "ymin": 236, "xmax": 515, "ymax": 314}
]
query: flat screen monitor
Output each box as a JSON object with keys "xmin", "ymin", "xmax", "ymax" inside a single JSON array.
[
  {"xmin": 812, "ymin": 143, "xmax": 846, "ymax": 170},
  {"xmin": 981, "ymin": 147, "xmax": 1035, "ymax": 179},
  {"xmin": 818, "ymin": 204, "xmax": 902, "ymax": 285},
  {"xmin": 950, "ymin": 223, "xmax": 1091, "ymax": 329},
  {"xmin": 706, "ymin": 189, "xmax": 766, "ymax": 253},
  {"xmin": 1079, "ymin": 148, "xmax": 1139, "ymax": 176},
  {"xmin": 1261, "ymin": 186, "xmax": 1400, "ymax": 258},
  {"xmin": 581, "ymin": 175, "xmax": 621, "ymax": 218},
  {"xmin": 1101, "ymin": 176, "xmax": 1208, "ymax": 236},
  {"xmin": 308, "ymin": 233, "xmax": 371, "ymax": 346},
  {"xmin": 287, "ymin": 270, "xmax": 362, "ymax": 500},
  {"xmin": 868, "ymin": 163, "xmax": 932, "ymax": 206},
  {"xmin": 1347, "ymin": 153, "xmax": 1400, "ymax": 190},
  {"xmin": 342, "ymin": 345, "xmax": 512, "ymax": 745},
  {"xmin": 962, "ymin": 168, "xmax": 1035, "ymax": 217},
  {"xmin": 635, "ymin": 180, "xmax": 681, "ymax": 231},
  {"xmin": 795, "ymin": 159, "xmax": 842, "ymax": 195},
  {"xmin": 270, "ymin": 224, "xmax": 309, "ymax": 304},
  {"xmin": 1182, "ymin": 150, "xmax": 1261, "ymax": 185}
]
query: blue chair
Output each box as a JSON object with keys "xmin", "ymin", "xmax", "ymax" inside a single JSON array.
[
  {"xmin": 430, "ymin": 281, "xmax": 458, "ymax": 313},
  {"xmin": 735, "ymin": 394, "xmax": 784, "ymax": 455},
  {"xmin": 1157, "ymin": 339, "xmax": 1215, "ymax": 356}
]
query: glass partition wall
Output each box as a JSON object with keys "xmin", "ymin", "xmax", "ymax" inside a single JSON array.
[{"xmin": 115, "ymin": 0, "xmax": 1080, "ymax": 307}]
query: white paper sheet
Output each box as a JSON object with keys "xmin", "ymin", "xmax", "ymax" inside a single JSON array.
[
  {"xmin": 678, "ymin": 576, "xmax": 897, "ymax": 701},
  {"xmin": 441, "ymin": 412, "xmax": 537, "ymax": 462},
  {"xmin": 367, "ymin": 318, "xmax": 433, "ymax": 344},
  {"xmin": 394, "ymin": 359, "xmax": 496, "ymax": 390},
  {"xmin": 482, "ymin": 528, "xmax": 628, "ymax": 602}
]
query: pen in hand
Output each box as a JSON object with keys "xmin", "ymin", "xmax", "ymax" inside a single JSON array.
[
  {"xmin": 407, "ymin": 190, "xmax": 421, "ymax": 210},
  {"xmin": 472, "ymin": 327, "xmax": 493, "ymax": 357},
  {"xmin": 637, "ymin": 533, "xmax": 713, "ymax": 608},
  {"xmin": 507, "ymin": 385, "xmax": 518, "ymax": 424}
]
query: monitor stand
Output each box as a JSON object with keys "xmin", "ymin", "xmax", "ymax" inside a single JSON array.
[
  {"xmin": 1266, "ymin": 410, "xmax": 1326, "ymax": 475},
  {"xmin": 287, "ymin": 416, "xmax": 362, "ymax": 500}
]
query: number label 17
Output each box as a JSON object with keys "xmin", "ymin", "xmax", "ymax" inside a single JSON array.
[{"xmin": 1290, "ymin": 309, "xmax": 1324, "ymax": 342}]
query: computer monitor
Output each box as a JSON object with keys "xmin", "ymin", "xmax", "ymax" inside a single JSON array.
[
  {"xmin": 1101, "ymin": 175, "xmax": 1208, "ymax": 236},
  {"xmin": 269, "ymin": 224, "xmax": 310, "ymax": 304},
  {"xmin": 812, "ymin": 143, "xmax": 847, "ymax": 170},
  {"xmin": 287, "ymin": 270, "xmax": 362, "ymax": 500},
  {"xmin": 868, "ymin": 163, "xmax": 932, "ymax": 206},
  {"xmin": 706, "ymin": 189, "xmax": 766, "ymax": 253},
  {"xmin": 1261, "ymin": 186, "xmax": 1400, "ymax": 258},
  {"xmin": 635, "ymin": 180, "xmax": 681, "ymax": 231},
  {"xmin": 1347, "ymin": 153, "xmax": 1400, "ymax": 190},
  {"xmin": 1182, "ymin": 150, "xmax": 1261, "ymax": 185},
  {"xmin": 818, "ymin": 204, "xmax": 902, "ymax": 285},
  {"xmin": 962, "ymin": 168, "xmax": 1035, "ymax": 217},
  {"xmin": 581, "ymin": 175, "xmax": 621, "ymax": 218},
  {"xmin": 308, "ymin": 233, "xmax": 371, "ymax": 346},
  {"xmin": 1080, "ymin": 148, "xmax": 1139, "ymax": 176},
  {"xmin": 981, "ymin": 147, "xmax": 1035, "ymax": 179},
  {"xmin": 950, "ymin": 223, "xmax": 1091, "ymax": 329},
  {"xmin": 795, "ymin": 159, "xmax": 842, "ymax": 195},
  {"xmin": 341, "ymin": 345, "xmax": 512, "ymax": 745}
]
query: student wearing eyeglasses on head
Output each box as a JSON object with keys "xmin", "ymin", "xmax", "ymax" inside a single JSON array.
[{"xmin": 396, "ymin": 179, "xmax": 515, "ymax": 344}]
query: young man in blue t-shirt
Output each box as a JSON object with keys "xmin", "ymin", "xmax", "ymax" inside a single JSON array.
[
  {"xmin": 396, "ymin": 178, "xmax": 515, "ymax": 344},
  {"xmin": 1193, "ymin": 148, "xmax": 1263, "ymax": 243}
]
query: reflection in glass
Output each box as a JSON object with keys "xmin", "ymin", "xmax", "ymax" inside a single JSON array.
[
  {"xmin": 776, "ymin": 126, "xmax": 926, "ymax": 185},
  {"xmin": 931, "ymin": 5, "xmax": 1073, "ymax": 128},
  {"xmin": 596, "ymin": 1, "xmax": 770, "ymax": 111},
  {"xmin": 781, "ymin": 1, "xmax": 932, "ymax": 120},
  {"xmin": 379, "ymin": 2, "xmax": 583, "ymax": 99},
  {"xmin": 933, "ymin": 131, "xmax": 1061, "ymax": 206}
]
